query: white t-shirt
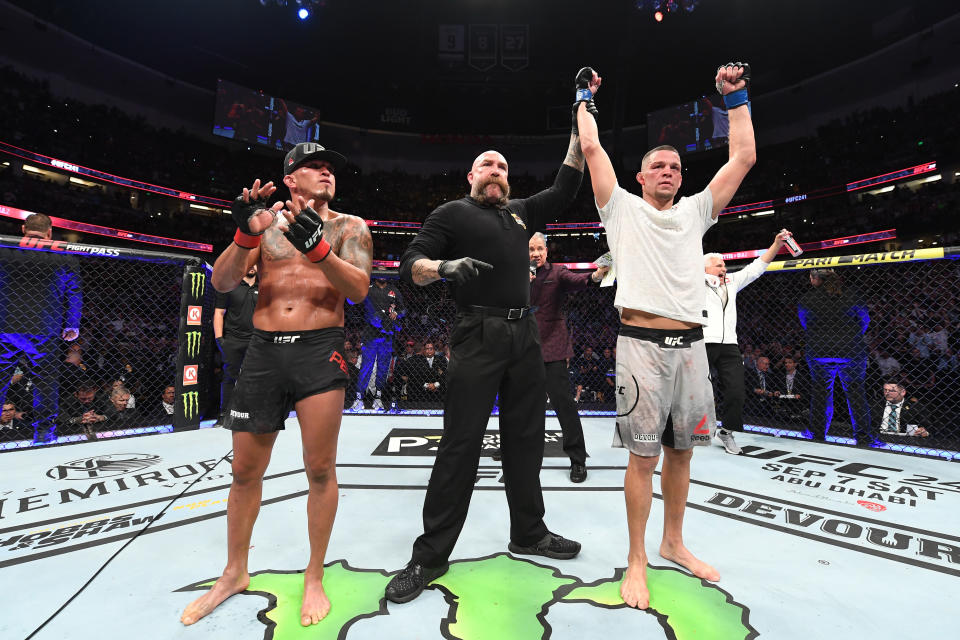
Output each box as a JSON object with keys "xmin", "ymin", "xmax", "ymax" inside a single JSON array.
[
  {"xmin": 598, "ymin": 185, "xmax": 716, "ymax": 324},
  {"xmin": 284, "ymin": 112, "xmax": 314, "ymax": 145}
]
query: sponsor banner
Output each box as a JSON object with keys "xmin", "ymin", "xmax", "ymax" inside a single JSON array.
[
  {"xmin": 371, "ymin": 428, "xmax": 569, "ymax": 457},
  {"xmin": 174, "ymin": 266, "xmax": 209, "ymax": 429},
  {"xmin": 766, "ymin": 248, "xmax": 944, "ymax": 272}
]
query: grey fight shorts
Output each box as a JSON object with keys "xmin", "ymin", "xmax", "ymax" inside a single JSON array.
[{"xmin": 612, "ymin": 324, "xmax": 716, "ymax": 456}]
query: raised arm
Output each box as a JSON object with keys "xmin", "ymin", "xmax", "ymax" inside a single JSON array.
[
  {"xmin": 707, "ymin": 62, "xmax": 756, "ymax": 218},
  {"xmin": 212, "ymin": 179, "xmax": 274, "ymax": 292},
  {"xmin": 574, "ymin": 68, "xmax": 617, "ymax": 209},
  {"xmin": 759, "ymin": 229, "xmax": 791, "ymax": 264}
]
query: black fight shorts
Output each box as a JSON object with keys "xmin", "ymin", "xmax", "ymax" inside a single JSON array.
[{"xmin": 224, "ymin": 327, "xmax": 349, "ymax": 433}]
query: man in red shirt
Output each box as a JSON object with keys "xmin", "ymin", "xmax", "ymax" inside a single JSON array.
[{"xmin": 529, "ymin": 232, "xmax": 608, "ymax": 482}]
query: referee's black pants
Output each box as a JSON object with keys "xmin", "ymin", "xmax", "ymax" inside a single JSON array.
[
  {"xmin": 220, "ymin": 335, "xmax": 250, "ymax": 417},
  {"xmin": 412, "ymin": 312, "xmax": 549, "ymax": 567},
  {"xmin": 706, "ymin": 343, "xmax": 745, "ymax": 432},
  {"xmin": 544, "ymin": 360, "xmax": 587, "ymax": 466}
]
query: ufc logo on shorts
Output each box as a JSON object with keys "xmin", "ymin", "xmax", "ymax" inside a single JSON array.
[
  {"xmin": 274, "ymin": 335, "xmax": 301, "ymax": 344},
  {"xmin": 187, "ymin": 305, "xmax": 202, "ymax": 325},
  {"xmin": 183, "ymin": 364, "xmax": 198, "ymax": 385},
  {"xmin": 663, "ymin": 336, "xmax": 684, "ymax": 348}
]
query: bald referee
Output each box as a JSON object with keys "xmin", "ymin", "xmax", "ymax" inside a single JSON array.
[{"xmin": 385, "ymin": 128, "xmax": 587, "ymax": 604}]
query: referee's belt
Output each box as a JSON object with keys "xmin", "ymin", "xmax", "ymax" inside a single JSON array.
[{"xmin": 460, "ymin": 305, "xmax": 533, "ymax": 320}]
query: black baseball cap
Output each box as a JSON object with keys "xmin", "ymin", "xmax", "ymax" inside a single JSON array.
[{"xmin": 283, "ymin": 142, "xmax": 347, "ymax": 175}]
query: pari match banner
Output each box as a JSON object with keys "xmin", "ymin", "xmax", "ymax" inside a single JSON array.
[{"xmin": 174, "ymin": 266, "xmax": 209, "ymax": 430}]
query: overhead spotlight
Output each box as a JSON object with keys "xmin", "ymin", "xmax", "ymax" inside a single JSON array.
[
  {"xmin": 297, "ymin": 7, "xmax": 310, "ymax": 19},
  {"xmin": 637, "ymin": 0, "xmax": 700, "ymax": 19}
]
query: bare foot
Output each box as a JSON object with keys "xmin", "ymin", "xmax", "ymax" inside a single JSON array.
[
  {"xmin": 300, "ymin": 570, "xmax": 331, "ymax": 626},
  {"xmin": 620, "ymin": 562, "xmax": 650, "ymax": 609},
  {"xmin": 181, "ymin": 571, "xmax": 250, "ymax": 625},
  {"xmin": 659, "ymin": 543, "xmax": 720, "ymax": 582}
]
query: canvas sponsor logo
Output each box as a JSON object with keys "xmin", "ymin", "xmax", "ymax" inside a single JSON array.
[
  {"xmin": 46, "ymin": 454, "xmax": 162, "ymax": 481},
  {"xmin": 705, "ymin": 492, "xmax": 959, "ymax": 571},
  {"xmin": 743, "ymin": 445, "xmax": 955, "ymax": 509},
  {"xmin": 373, "ymin": 428, "xmax": 568, "ymax": 457},
  {"xmin": 0, "ymin": 513, "xmax": 164, "ymax": 553}
]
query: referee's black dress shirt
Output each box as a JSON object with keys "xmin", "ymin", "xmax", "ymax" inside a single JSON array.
[{"xmin": 398, "ymin": 164, "xmax": 582, "ymax": 567}]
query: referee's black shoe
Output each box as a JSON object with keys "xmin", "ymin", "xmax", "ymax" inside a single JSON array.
[
  {"xmin": 570, "ymin": 463, "xmax": 587, "ymax": 483},
  {"xmin": 508, "ymin": 532, "xmax": 581, "ymax": 560},
  {"xmin": 385, "ymin": 560, "xmax": 449, "ymax": 604}
]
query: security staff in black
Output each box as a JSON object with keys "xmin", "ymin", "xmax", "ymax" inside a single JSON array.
[
  {"xmin": 385, "ymin": 141, "xmax": 587, "ymax": 604},
  {"xmin": 214, "ymin": 262, "xmax": 258, "ymax": 422}
]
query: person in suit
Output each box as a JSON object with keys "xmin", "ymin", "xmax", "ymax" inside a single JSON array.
[
  {"xmin": 407, "ymin": 341, "xmax": 447, "ymax": 405},
  {"xmin": 745, "ymin": 355, "xmax": 775, "ymax": 419},
  {"xmin": 874, "ymin": 381, "xmax": 929, "ymax": 439},
  {"xmin": 528, "ymin": 231, "xmax": 608, "ymax": 482},
  {"xmin": 770, "ymin": 356, "xmax": 809, "ymax": 424},
  {"xmin": 0, "ymin": 400, "xmax": 29, "ymax": 442}
]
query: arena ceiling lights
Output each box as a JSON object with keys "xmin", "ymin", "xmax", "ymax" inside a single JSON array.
[
  {"xmin": 635, "ymin": 0, "xmax": 700, "ymax": 22},
  {"xmin": 258, "ymin": 0, "xmax": 325, "ymax": 21}
]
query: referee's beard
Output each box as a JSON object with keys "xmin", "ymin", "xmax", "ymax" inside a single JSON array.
[{"xmin": 470, "ymin": 177, "xmax": 510, "ymax": 206}]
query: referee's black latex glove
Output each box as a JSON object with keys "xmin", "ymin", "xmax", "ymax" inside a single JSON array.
[{"xmin": 438, "ymin": 257, "xmax": 494, "ymax": 285}]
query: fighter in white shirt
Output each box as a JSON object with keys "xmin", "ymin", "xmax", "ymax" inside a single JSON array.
[{"xmin": 576, "ymin": 62, "xmax": 756, "ymax": 609}]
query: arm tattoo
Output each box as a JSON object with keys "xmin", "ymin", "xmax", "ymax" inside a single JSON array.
[
  {"xmin": 564, "ymin": 134, "xmax": 585, "ymax": 172},
  {"xmin": 335, "ymin": 216, "xmax": 373, "ymax": 275},
  {"xmin": 412, "ymin": 259, "xmax": 441, "ymax": 286}
]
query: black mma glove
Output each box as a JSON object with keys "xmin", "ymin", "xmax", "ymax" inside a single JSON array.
[
  {"xmin": 572, "ymin": 66, "xmax": 599, "ymax": 135},
  {"xmin": 283, "ymin": 205, "xmax": 332, "ymax": 262},
  {"xmin": 716, "ymin": 62, "xmax": 751, "ymax": 111},
  {"xmin": 231, "ymin": 194, "xmax": 271, "ymax": 249},
  {"xmin": 438, "ymin": 257, "xmax": 494, "ymax": 285}
]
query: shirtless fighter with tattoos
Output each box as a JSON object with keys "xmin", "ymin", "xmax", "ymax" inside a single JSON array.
[{"xmin": 181, "ymin": 142, "xmax": 372, "ymax": 628}]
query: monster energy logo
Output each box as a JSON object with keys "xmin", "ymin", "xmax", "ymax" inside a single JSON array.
[
  {"xmin": 189, "ymin": 272, "xmax": 205, "ymax": 299},
  {"xmin": 182, "ymin": 391, "xmax": 200, "ymax": 421},
  {"xmin": 185, "ymin": 331, "xmax": 201, "ymax": 358}
]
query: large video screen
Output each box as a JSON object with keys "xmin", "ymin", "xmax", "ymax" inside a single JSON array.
[
  {"xmin": 647, "ymin": 97, "xmax": 729, "ymax": 155},
  {"xmin": 213, "ymin": 79, "xmax": 321, "ymax": 150}
]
